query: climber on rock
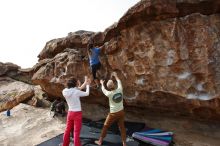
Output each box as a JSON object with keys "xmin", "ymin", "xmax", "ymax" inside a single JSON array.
[{"xmin": 87, "ymin": 41, "xmax": 103, "ymax": 89}]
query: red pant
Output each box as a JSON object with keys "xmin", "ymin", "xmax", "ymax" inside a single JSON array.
[{"xmin": 63, "ymin": 111, "xmax": 82, "ymax": 146}]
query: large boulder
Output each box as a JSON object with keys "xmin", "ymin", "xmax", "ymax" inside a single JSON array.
[
  {"xmin": 38, "ymin": 31, "xmax": 95, "ymax": 60},
  {"xmin": 0, "ymin": 77, "xmax": 34, "ymax": 112},
  {"xmin": 0, "ymin": 62, "xmax": 20, "ymax": 76},
  {"xmin": 0, "ymin": 62, "xmax": 33, "ymax": 84},
  {"xmin": 32, "ymin": 0, "xmax": 220, "ymax": 121}
]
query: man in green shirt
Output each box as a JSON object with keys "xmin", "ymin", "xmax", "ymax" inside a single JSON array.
[{"xmin": 95, "ymin": 72, "xmax": 126, "ymax": 146}]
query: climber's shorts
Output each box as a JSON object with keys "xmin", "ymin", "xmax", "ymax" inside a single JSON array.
[{"xmin": 91, "ymin": 62, "xmax": 101, "ymax": 79}]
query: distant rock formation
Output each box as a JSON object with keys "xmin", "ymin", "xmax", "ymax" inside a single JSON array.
[
  {"xmin": 0, "ymin": 62, "xmax": 49, "ymax": 112},
  {"xmin": 0, "ymin": 62, "xmax": 20, "ymax": 76},
  {"xmin": 32, "ymin": 0, "xmax": 220, "ymax": 121},
  {"xmin": 0, "ymin": 77, "xmax": 34, "ymax": 112},
  {"xmin": 0, "ymin": 62, "xmax": 33, "ymax": 84}
]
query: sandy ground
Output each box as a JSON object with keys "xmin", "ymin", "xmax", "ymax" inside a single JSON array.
[
  {"xmin": 0, "ymin": 104, "xmax": 66, "ymax": 146},
  {"xmin": 0, "ymin": 103, "xmax": 220, "ymax": 146}
]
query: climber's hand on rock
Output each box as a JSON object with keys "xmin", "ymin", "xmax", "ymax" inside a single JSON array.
[
  {"xmin": 87, "ymin": 78, "xmax": 91, "ymax": 85},
  {"xmin": 112, "ymin": 72, "xmax": 117, "ymax": 77},
  {"xmin": 84, "ymin": 76, "xmax": 88, "ymax": 81},
  {"xmin": 77, "ymin": 80, "xmax": 81, "ymax": 87},
  {"xmin": 100, "ymin": 80, "xmax": 104, "ymax": 84}
]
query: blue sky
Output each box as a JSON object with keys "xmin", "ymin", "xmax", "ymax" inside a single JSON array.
[{"xmin": 0, "ymin": 0, "xmax": 139, "ymax": 68}]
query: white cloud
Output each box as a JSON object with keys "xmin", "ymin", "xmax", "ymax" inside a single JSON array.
[{"xmin": 0, "ymin": 0, "xmax": 139, "ymax": 68}]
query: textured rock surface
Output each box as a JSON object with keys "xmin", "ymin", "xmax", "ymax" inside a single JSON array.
[
  {"xmin": 0, "ymin": 62, "xmax": 20, "ymax": 76},
  {"xmin": 26, "ymin": 85, "xmax": 51, "ymax": 108},
  {"xmin": 0, "ymin": 62, "xmax": 33, "ymax": 84},
  {"xmin": 0, "ymin": 77, "xmax": 35, "ymax": 112},
  {"xmin": 32, "ymin": 0, "xmax": 220, "ymax": 121},
  {"xmin": 38, "ymin": 31, "xmax": 95, "ymax": 60},
  {"xmin": 0, "ymin": 62, "xmax": 41, "ymax": 111}
]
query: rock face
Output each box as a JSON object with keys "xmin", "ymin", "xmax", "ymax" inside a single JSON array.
[
  {"xmin": 38, "ymin": 31, "xmax": 95, "ymax": 60},
  {"xmin": 0, "ymin": 62, "xmax": 46, "ymax": 111},
  {"xmin": 0, "ymin": 62, "xmax": 33, "ymax": 84},
  {"xmin": 0, "ymin": 62, "xmax": 20, "ymax": 76},
  {"xmin": 0, "ymin": 77, "xmax": 35, "ymax": 112},
  {"xmin": 32, "ymin": 0, "xmax": 220, "ymax": 121}
]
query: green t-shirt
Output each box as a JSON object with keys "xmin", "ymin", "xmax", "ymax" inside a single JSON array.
[{"xmin": 101, "ymin": 79, "xmax": 124, "ymax": 113}]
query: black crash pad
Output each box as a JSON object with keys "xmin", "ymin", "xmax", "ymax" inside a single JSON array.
[{"xmin": 37, "ymin": 119, "xmax": 147, "ymax": 146}]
